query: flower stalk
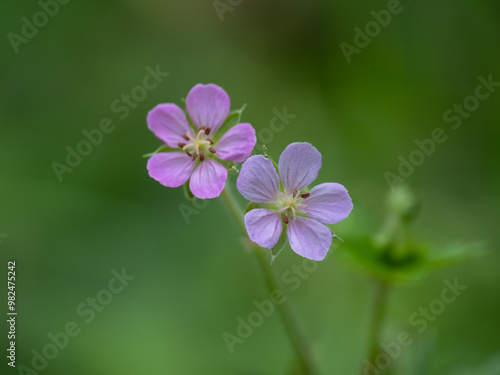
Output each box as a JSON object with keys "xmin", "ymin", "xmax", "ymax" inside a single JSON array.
[
  {"xmin": 220, "ymin": 186, "xmax": 316, "ymax": 375},
  {"xmin": 363, "ymin": 277, "xmax": 390, "ymax": 375}
]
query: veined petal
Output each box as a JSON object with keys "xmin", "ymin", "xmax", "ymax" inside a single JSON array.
[
  {"xmin": 185, "ymin": 83, "xmax": 230, "ymax": 134},
  {"xmin": 147, "ymin": 152, "xmax": 195, "ymax": 188},
  {"xmin": 278, "ymin": 142, "xmax": 321, "ymax": 195},
  {"xmin": 189, "ymin": 159, "xmax": 228, "ymax": 199},
  {"xmin": 287, "ymin": 217, "xmax": 332, "ymax": 261},
  {"xmin": 302, "ymin": 183, "xmax": 353, "ymax": 224},
  {"xmin": 147, "ymin": 104, "xmax": 193, "ymax": 148},
  {"xmin": 236, "ymin": 155, "xmax": 280, "ymax": 203},
  {"xmin": 216, "ymin": 123, "xmax": 256, "ymax": 162},
  {"xmin": 244, "ymin": 209, "xmax": 283, "ymax": 249}
]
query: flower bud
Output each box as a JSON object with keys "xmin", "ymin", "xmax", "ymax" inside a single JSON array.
[{"xmin": 387, "ymin": 184, "xmax": 419, "ymax": 222}]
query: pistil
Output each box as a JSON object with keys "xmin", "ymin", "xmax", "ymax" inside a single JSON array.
[
  {"xmin": 180, "ymin": 128, "xmax": 213, "ymax": 162},
  {"xmin": 277, "ymin": 189, "xmax": 311, "ymax": 219}
]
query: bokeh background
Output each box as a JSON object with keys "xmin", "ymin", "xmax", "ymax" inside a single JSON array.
[{"xmin": 1, "ymin": 0, "xmax": 499, "ymax": 374}]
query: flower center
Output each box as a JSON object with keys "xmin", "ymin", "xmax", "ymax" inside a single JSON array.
[
  {"xmin": 277, "ymin": 188, "xmax": 310, "ymax": 223},
  {"xmin": 177, "ymin": 126, "xmax": 217, "ymax": 162}
]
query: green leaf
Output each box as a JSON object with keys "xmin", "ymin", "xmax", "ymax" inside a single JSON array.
[
  {"xmin": 271, "ymin": 222, "xmax": 288, "ymax": 264},
  {"xmin": 424, "ymin": 241, "xmax": 487, "ymax": 269},
  {"xmin": 338, "ymin": 237, "xmax": 429, "ymax": 284}
]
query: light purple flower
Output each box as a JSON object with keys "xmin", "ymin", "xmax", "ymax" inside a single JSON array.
[
  {"xmin": 147, "ymin": 84, "xmax": 256, "ymax": 199},
  {"xmin": 236, "ymin": 142, "xmax": 353, "ymax": 261}
]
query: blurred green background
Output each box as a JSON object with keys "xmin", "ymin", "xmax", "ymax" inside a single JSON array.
[{"xmin": 1, "ymin": 0, "xmax": 499, "ymax": 374}]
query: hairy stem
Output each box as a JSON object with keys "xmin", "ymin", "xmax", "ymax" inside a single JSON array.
[{"xmin": 221, "ymin": 186, "xmax": 316, "ymax": 375}]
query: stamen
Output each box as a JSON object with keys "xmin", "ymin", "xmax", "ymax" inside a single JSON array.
[
  {"xmin": 191, "ymin": 152, "xmax": 198, "ymax": 161},
  {"xmin": 292, "ymin": 189, "xmax": 298, "ymax": 198},
  {"xmin": 199, "ymin": 126, "xmax": 206, "ymax": 131},
  {"xmin": 209, "ymin": 147, "xmax": 216, "ymax": 154},
  {"xmin": 283, "ymin": 215, "xmax": 289, "ymax": 224},
  {"xmin": 205, "ymin": 127, "xmax": 211, "ymax": 135},
  {"xmin": 301, "ymin": 193, "xmax": 310, "ymax": 198},
  {"xmin": 177, "ymin": 142, "xmax": 186, "ymax": 148},
  {"xmin": 199, "ymin": 152, "xmax": 205, "ymax": 162},
  {"xmin": 182, "ymin": 134, "xmax": 190, "ymax": 141},
  {"xmin": 207, "ymin": 138, "xmax": 214, "ymax": 145},
  {"xmin": 185, "ymin": 150, "xmax": 192, "ymax": 157}
]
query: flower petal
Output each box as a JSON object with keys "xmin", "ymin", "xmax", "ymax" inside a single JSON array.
[
  {"xmin": 278, "ymin": 142, "xmax": 322, "ymax": 195},
  {"xmin": 236, "ymin": 155, "xmax": 280, "ymax": 203},
  {"xmin": 189, "ymin": 159, "xmax": 228, "ymax": 199},
  {"xmin": 147, "ymin": 152, "xmax": 195, "ymax": 187},
  {"xmin": 302, "ymin": 183, "xmax": 353, "ymax": 224},
  {"xmin": 287, "ymin": 217, "xmax": 332, "ymax": 261},
  {"xmin": 244, "ymin": 209, "xmax": 283, "ymax": 249},
  {"xmin": 215, "ymin": 123, "xmax": 256, "ymax": 162},
  {"xmin": 147, "ymin": 104, "xmax": 193, "ymax": 148},
  {"xmin": 185, "ymin": 83, "xmax": 230, "ymax": 134}
]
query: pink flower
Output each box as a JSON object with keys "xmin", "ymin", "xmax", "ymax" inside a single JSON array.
[
  {"xmin": 147, "ymin": 84, "xmax": 256, "ymax": 199},
  {"xmin": 236, "ymin": 142, "xmax": 353, "ymax": 261}
]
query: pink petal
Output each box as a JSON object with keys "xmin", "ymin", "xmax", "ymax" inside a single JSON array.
[
  {"xmin": 216, "ymin": 123, "xmax": 256, "ymax": 162},
  {"xmin": 189, "ymin": 159, "xmax": 228, "ymax": 199},
  {"xmin": 236, "ymin": 155, "xmax": 280, "ymax": 203},
  {"xmin": 147, "ymin": 104, "xmax": 193, "ymax": 148},
  {"xmin": 287, "ymin": 217, "xmax": 332, "ymax": 261},
  {"xmin": 185, "ymin": 84, "xmax": 230, "ymax": 134},
  {"xmin": 278, "ymin": 142, "xmax": 322, "ymax": 195},
  {"xmin": 302, "ymin": 183, "xmax": 353, "ymax": 224},
  {"xmin": 244, "ymin": 209, "xmax": 283, "ymax": 249},
  {"xmin": 147, "ymin": 152, "xmax": 195, "ymax": 187}
]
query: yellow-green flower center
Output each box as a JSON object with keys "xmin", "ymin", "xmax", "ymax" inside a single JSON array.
[
  {"xmin": 178, "ymin": 127, "xmax": 216, "ymax": 162},
  {"xmin": 277, "ymin": 189, "xmax": 310, "ymax": 223}
]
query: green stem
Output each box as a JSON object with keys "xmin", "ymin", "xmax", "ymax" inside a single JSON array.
[
  {"xmin": 363, "ymin": 278, "xmax": 390, "ymax": 375},
  {"xmin": 221, "ymin": 187, "xmax": 316, "ymax": 375}
]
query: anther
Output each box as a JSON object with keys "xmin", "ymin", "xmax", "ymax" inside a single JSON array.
[
  {"xmin": 301, "ymin": 193, "xmax": 310, "ymax": 198},
  {"xmin": 292, "ymin": 189, "xmax": 298, "ymax": 198},
  {"xmin": 207, "ymin": 138, "xmax": 214, "ymax": 145},
  {"xmin": 182, "ymin": 134, "xmax": 190, "ymax": 141},
  {"xmin": 199, "ymin": 126, "xmax": 206, "ymax": 131},
  {"xmin": 199, "ymin": 152, "xmax": 205, "ymax": 162},
  {"xmin": 177, "ymin": 142, "xmax": 186, "ymax": 148},
  {"xmin": 191, "ymin": 152, "xmax": 198, "ymax": 161},
  {"xmin": 185, "ymin": 150, "xmax": 192, "ymax": 157},
  {"xmin": 205, "ymin": 127, "xmax": 211, "ymax": 135},
  {"xmin": 283, "ymin": 215, "xmax": 289, "ymax": 224},
  {"xmin": 209, "ymin": 147, "xmax": 216, "ymax": 154}
]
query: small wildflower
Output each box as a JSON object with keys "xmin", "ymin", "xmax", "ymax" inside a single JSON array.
[
  {"xmin": 146, "ymin": 84, "xmax": 256, "ymax": 199},
  {"xmin": 236, "ymin": 142, "xmax": 353, "ymax": 261}
]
